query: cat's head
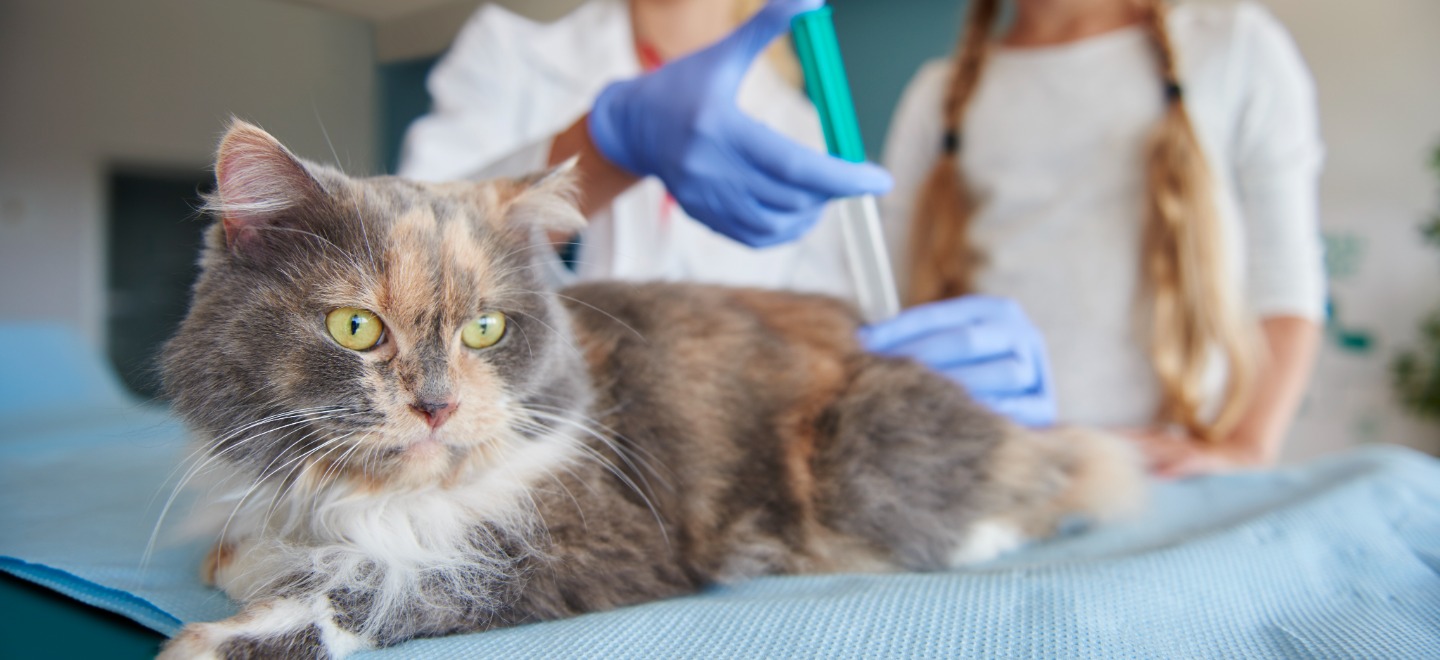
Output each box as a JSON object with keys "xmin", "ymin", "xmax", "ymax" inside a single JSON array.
[{"xmin": 162, "ymin": 120, "xmax": 590, "ymax": 490}]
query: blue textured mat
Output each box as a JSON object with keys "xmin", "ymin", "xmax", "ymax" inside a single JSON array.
[{"xmin": 2, "ymin": 323, "xmax": 1438, "ymax": 658}]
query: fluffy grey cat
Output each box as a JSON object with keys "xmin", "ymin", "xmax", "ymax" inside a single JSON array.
[{"xmin": 157, "ymin": 121, "xmax": 1143, "ymax": 658}]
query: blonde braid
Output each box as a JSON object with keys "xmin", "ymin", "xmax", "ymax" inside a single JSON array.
[
  {"xmin": 1135, "ymin": 0, "xmax": 1260, "ymax": 440},
  {"xmin": 905, "ymin": 0, "xmax": 1001, "ymax": 305}
]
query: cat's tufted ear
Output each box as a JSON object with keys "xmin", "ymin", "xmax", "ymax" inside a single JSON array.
[
  {"xmin": 209, "ymin": 119, "xmax": 325, "ymax": 255},
  {"xmin": 501, "ymin": 157, "xmax": 586, "ymax": 233}
]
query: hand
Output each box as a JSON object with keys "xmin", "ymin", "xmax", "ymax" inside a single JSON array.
[
  {"xmin": 1125, "ymin": 428, "xmax": 1274, "ymax": 478},
  {"xmin": 858, "ymin": 296, "xmax": 1056, "ymax": 427},
  {"xmin": 587, "ymin": 0, "xmax": 893, "ymax": 247}
]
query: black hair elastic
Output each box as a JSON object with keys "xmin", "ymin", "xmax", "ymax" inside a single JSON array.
[
  {"xmin": 1163, "ymin": 79, "xmax": 1184, "ymax": 103},
  {"xmin": 942, "ymin": 130, "xmax": 962, "ymax": 155}
]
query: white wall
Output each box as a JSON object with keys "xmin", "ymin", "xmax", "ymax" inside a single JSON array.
[
  {"xmin": 0, "ymin": 0, "xmax": 377, "ymax": 345},
  {"xmin": 1252, "ymin": 0, "xmax": 1440, "ymax": 460},
  {"xmin": 373, "ymin": 0, "xmax": 584, "ymax": 62}
]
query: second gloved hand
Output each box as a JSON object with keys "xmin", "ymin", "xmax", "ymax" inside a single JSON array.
[
  {"xmin": 858, "ymin": 296, "xmax": 1057, "ymax": 427},
  {"xmin": 587, "ymin": 0, "xmax": 893, "ymax": 247}
]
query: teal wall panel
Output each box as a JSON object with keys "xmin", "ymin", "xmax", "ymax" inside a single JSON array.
[
  {"xmin": 379, "ymin": 56, "xmax": 442, "ymax": 175},
  {"xmin": 831, "ymin": 0, "xmax": 964, "ymax": 158}
]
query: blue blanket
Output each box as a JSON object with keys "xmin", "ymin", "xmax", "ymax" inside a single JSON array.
[{"xmin": 2, "ymin": 323, "xmax": 1438, "ymax": 658}]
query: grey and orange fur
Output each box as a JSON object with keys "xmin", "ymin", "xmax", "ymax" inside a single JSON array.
[{"xmin": 158, "ymin": 121, "xmax": 1143, "ymax": 658}]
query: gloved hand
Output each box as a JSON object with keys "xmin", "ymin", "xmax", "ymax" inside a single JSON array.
[
  {"xmin": 587, "ymin": 0, "xmax": 893, "ymax": 247},
  {"xmin": 858, "ymin": 296, "xmax": 1057, "ymax": 427}
]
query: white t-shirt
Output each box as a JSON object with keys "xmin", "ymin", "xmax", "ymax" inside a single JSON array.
[{"xmin": 882, "ymin": 1, "xmax": 1325, "ymax": 428}]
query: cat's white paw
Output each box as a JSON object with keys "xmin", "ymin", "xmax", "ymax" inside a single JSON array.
[
  {"xmin": 159, "ymin": 622, "xmax": 233, "ymax": 660},
  {"xmin": 159, "ymin": 598, "xmax": 369, "ymax": 659}
]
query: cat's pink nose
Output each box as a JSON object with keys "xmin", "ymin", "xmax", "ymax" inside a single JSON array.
[{"xmin": 410, "ymin": 399, "xmax": 458, "ymax": 430}]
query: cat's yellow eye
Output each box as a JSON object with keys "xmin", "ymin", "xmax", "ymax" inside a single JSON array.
[
  {"xmin": 462, "ymin": 312, "xmax": 507, "ymax": 349},
  {"xmin": 326, "ymin": 307, "xmax": 384, "ymax": 351}
]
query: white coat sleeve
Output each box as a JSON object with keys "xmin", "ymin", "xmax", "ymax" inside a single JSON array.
[
  {"xmin": 880, "ymin": 60, "xmax": 952, "ymax": 297},
  {"xmin": 397, "ymin": 6, "xmax": 552, "ymax": 182},
  {"xmin": 1230, "ymin": 4, "xmax": 1327, "ymax": 321}
]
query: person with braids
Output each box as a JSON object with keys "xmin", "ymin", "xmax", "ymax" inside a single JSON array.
[{"xmin": 880, "ymin": 0, "xmax": 1324, "ymax": 476}]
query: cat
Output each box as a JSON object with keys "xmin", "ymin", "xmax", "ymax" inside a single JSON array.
[{"xmin": 157, "ymin": 120, "xmax": 1144, "ymax": 658}]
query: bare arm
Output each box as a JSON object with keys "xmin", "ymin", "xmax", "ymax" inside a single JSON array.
[
  {"xmin": 1131, "ymin": 315, "xmax": 1321, "ymax": 477},
  {"xmin": 1225, "ymin": 316, "xmax": 1322, "ymax": 464},
  {"xmin": 546, "ymin": 115, "xmax": 640, "ymax": 219}
]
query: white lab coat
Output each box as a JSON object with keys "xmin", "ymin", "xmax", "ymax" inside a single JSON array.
[{"xmin": 400, "ymin": 0, "xmax": 857, "ymax": 301}]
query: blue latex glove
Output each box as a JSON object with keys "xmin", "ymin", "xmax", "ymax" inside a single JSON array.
[
  {"xmin": 858, "ymin": 296, "xmax": 1057, "ymax": 427},
  {"xmin": 587, "ymin": 0, "xmax": 893, "ymax": 248}
]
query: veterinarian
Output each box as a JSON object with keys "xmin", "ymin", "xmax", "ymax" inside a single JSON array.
[
  {"xmin": 400, "ymin": 0, "xmax": 1056, "ymax": 428},
  {"xmin": 880, "ymin": 0, "xmax": 1325, "ymax": 476}
]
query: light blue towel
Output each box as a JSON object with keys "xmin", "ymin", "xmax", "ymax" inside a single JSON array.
[{"xmin": 2, "ymin": 324, "xmax": 1438, "ymax": 658}]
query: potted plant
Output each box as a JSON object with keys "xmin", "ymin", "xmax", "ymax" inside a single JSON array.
[{"xmin": 1392, "ymin": 145, "xmax": 1440, "ymax": 419}]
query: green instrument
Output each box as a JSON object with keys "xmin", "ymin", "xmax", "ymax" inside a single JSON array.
[{"xmin": 792, "ymin": 6, "xmax": 900, "ymax": 321}]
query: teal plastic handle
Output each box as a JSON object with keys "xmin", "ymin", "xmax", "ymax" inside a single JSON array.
[{"xmin": 791, "ymin": 7, "xmax": 866, "ymax": 163}]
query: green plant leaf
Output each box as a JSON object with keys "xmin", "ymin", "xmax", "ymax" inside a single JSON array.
[{"xmin": 1389, "ymin": 142, "xmax": 1440, "ymax": 420}]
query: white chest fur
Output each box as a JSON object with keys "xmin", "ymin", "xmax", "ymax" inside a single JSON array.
[{"xmin": 207, "ymin": 428, "xmax": 581, "ymax": 625}]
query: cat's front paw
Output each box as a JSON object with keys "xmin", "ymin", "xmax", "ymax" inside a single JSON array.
[
  {"xmin": 160, "ymin": 620, "xmax": 326, "ymax": 660},
  {"xmin": 159, "ymin": 598, "xmax": 369, "ymax": 659}
]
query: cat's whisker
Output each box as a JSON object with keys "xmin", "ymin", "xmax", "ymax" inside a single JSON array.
[
  {"xmin": 547, "ymin": 292, "xmax": 648, "ymax": 344},
  {"xmin": 148, "ymin": 402, "xmax": 310, "ymax": 510},
  {"xmin": 162, "ymin": 408, "xmax": 358, "ymax": 519},
  {"xmin": 193, "ymin": 409, "xmax": 343, "ymax": 469},
  {"xmin": 243, "ymin": 433, "xmax": 364, "ymax": 543},
  {"xmin": 255, "ymin": 432, "xmax": 359, "ymax": 539},
  {"xmin": 523, "ymin": 412, "xmax": 663, "ymax": 495},
  {"xmin": 565, "ymin": 429, "xmax": 668, "ymax": 504},
  {"xmin": 185, "ymin": 411, "xmax": 361, "ymax": 506},
  {"xmin": 322, "ymin": 435, "xmax": 371, "ymax": 489},
  {"xmin": 215, "ymin": 460, "xmax": 294, "ymax": 551},
  {"xmin": 509, "ymin": 314, "xmax": 536, "ymax": 361},
  {"xmin": 205, "ymin": 406, "xmax": 342, "ymax": 454},
  {"xmin": 178, "ymin": 409, "xmax": 361, "ymax": 503},
  {"xmin": 562, "ymin": 436, "xmax": 671, "ymax": 549},
  {"xmin": 491, "ymin": 431, "xmax": 551, "ymax": 544},
  {"xmin": 522, "ymin": 406, "xmax": 673, "ymax": 492},
  {"xmin": 523, "ymin": 404, "xmax": 628, "ymax": 446},
  {"xmin": 144, "ymin": 408, "xmax": 353, "ymax": 569},
  {"xmin": 307, "ymin": 439, "xmax": 356, "ymax": 521},
  {"xmin": 214, "ymin": 424, "xmax": 346, "ymax": 550},
  {"xmin": 508, "ymin": 415, "xmax": 670, "ymax": 549},
  {"xmin": 512, "ymin": 423, "xmax": 604, "ymax": 537},
  {"xmin": 356, "ymin": 439, "xmax": 387, "ymax": 486},
  {"xmin": 315, "ymin": 434, "xmax": 365, "ymax": 487},
  {"xmin": 533, "ymin": 457, "xmax": 587, "ymax": 532},
  {"xmin": 312, "ymin": 103, "xmax": 379, "ymax": 273},
  {"xmin": 507, "ymin": 309, "xmax": 584, "ymax": 360},
  {"xmin": 240, "ymin": 424, "xmax": 349, "ymax": 508}
]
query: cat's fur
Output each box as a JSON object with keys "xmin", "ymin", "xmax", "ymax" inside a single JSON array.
[{"xmin": 158, "ymin": 121, "xmax": 1143, "ymax": 658}]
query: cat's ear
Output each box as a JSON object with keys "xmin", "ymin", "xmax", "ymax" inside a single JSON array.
[
  {"xmin": 209, "ymin": 119, "xmax": 324, "ymax": 255},
  {"xmin": 501, "ymin": 157, "xmax": 586, "ymax": 233}
]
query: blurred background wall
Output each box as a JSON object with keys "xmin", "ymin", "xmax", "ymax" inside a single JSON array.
[
  {"xmin": 0, "ymin": 0, "xmax": 377, "ymax": 366},
  {"xmin": 1, "ymin": 0, "xmax": 1436, "ymax": 458},
  {"xmin": 1253, "ymin": 0, "xmax": 1440, "ymax": 460}
]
